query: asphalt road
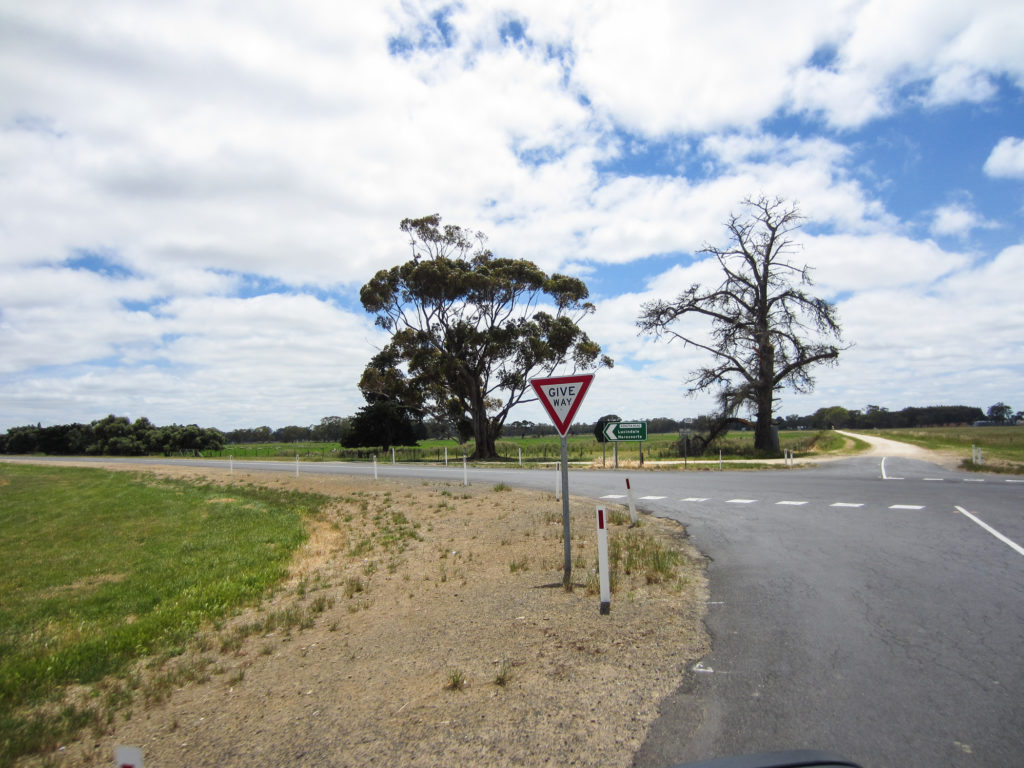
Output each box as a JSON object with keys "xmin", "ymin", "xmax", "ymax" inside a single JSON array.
[{"xmin": 7, "ymin": 453, "xmax": 1023, "ymax": 767}]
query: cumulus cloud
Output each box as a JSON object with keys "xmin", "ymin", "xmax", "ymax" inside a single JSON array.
[
  {"xmin": 984, "ymin": 137, "xmax": 1024, "ymax": 179},
  {"xmin": 930, "ymin": 203, "xmax": 996, "ymax": 237},
  {"xmin": 1, "ymin": 1, "xmax": 1022, "ymax": 429}
]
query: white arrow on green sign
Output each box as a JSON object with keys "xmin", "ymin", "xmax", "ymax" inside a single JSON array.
[{"xmin": 603, "ymin": 421, "xmax": 647, "ymax": 441}]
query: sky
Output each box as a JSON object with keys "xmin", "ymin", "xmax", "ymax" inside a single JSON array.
[{"xmin": 1, "ymin": 0, "xmax": 1023, "ymax": 433}]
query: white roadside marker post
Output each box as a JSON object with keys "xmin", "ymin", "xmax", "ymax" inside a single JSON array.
[
  {"xmin": 518, "ymin": 446, "xmax": 522, "ymax": 467},
  {"xmin": 115, "ymin": 745, "xmax": 143, "ymax": 767},
  {"xmin": 373, "ymin": 455, "xmax": 378, "ymax": 480},
  {"xmin": 229, "ymin": 455, "xmax": 233, "ymax": 476},
  {"xmin": 295, "ymin": 453, "xmax": 299, "ymax": 477},
  {"xmin": 596, "ymin": 507, "xmax": 611, "ymax": 615},
  {"xmin": 463, "ymin": 453, "xmax": 468, "ymax": 486},
  {"xmin": 625, "ymin": 477, "xmax": 638, "ymax": 525},
  {"xmin": 391, "ymin": 447, "xmax": 396, "ymax": 465},
  {"xmin": 555, "ymin": 461, "xmax": 561, "ymax": 500}
]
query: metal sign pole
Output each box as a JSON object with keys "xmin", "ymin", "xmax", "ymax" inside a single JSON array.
[{"xmin": 560, "ymin": 435, "xmax": 572, "ymax": 589}]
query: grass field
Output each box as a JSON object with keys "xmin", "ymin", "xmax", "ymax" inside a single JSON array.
[
  {"xmin": 0, "ymin": 464, "xmax": 326, "ymax": 767},
  {"xmin": 208, "ymin": 429, "xmax": 850, "ymax": 465},
  {"xmin": 854, "ymin": 426, "xmax": 1024, "ymax": 472}
]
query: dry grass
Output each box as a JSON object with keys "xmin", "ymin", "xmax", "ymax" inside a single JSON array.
[{"xmin": 12, "ymin": 461, "xmax": 709, "ymax": 768}]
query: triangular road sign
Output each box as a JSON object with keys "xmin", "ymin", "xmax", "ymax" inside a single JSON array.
[{"xmin": 530, "ymin": 374, "xmax": 594, "ymax": 437}]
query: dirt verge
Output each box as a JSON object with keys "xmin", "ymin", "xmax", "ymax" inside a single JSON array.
[{"xmin": 31, "ymin": 463, "xmax": 709, "ymax": 768}]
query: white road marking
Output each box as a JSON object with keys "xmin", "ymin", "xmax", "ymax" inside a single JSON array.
[
  {"xmin": 955, "ymin": 506, "xmax": 1024, "ymax": 557},
  {"xmin": 600, "ymin": 494, "xmax": 626, "ymax": 499},
  {"xmin": 639, "ymin": 495, "xmax": 666, "ymax": 500},
  {"xmin": 726, "ymin": 499, "xmax": 757, "ymax": 504},
  {"xmin": 776, "ymin": 500, "xmax": 808, "ymax": 506},
  {"xmin": 682, "ymin": 497, "xmax": 709, "ymax": 502},
  {"xmin": 1006, "ymin": 479, "xmax": 1024, "ymax": 484},
  {"xmin": 890, "ymin": 504, "xmax": 925, "ymax": 510},
  {"xmin": 924, "ymin": 478, "xmax": 944, "ymax": 482},
  {"xmin": 692, "ymin": 662, "xmax": 715, "ymax": 674},
  {"xmin": 964, "ymin": 479, "xmax": 985, "ymax": 483},
  {"xmin": 831, "ymin": 502, "xmax": 864, "ymax": 508}
]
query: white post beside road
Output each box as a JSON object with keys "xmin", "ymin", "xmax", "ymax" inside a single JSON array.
[
  {"xmin": 114, "ymin": 745, "xmax": 143, "ymax": 768},
  {"xmin": 295, "ymin": 453, "xmax": 299, "ymax": 477},
  {"xmin": 229, "ymin": 455, "xmax": 233, "ymax": 476},
  {"xmin": 463, "ymin": 454, "xmax": 468, "ymax": 486},
  {"xmin": 518, "ymin": 446, "xmax": 522, "ymax": 467},
  {"xmin": 444, "ymin": 446, "xmax": 448, "ymax": 466},
  {"xmin": 625, "ymin": 477, "xmax": 638, "ymax": 525},
  {"xmin": 596, "ymin": 506, "xmax": 611, "ymax": 615},
  {"xmin": 373, "ymin": 455, "xmax": 378, "ymax": 480},
  {"xmin": 391, "ymin": 447, "xmax": 396, "ymax": 465},
  {"xmin": 555, "ymin": 461, "xmax": 561, "ymax": 499}
]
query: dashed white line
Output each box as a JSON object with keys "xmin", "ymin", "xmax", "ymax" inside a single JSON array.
[
  {"xmin": 924, "ymin": 478, "xmax": 944, "ymax": 482},
  {"xmin": 726, "ymin": 499, "xmax": 757, "ymax": 504},
  {"xmin": 955, "ymin": 506, "xmax": 1024, "ymax": 557},
  {"xmin": 639, "ymin": 495, "xmax": 666, "ymax": 500},
  {"xmin": 682, "ymin": 497, "xmax": 709, "ymax": 502},
  {"xmin": 889, "ymin": 504, "xmax": 925, "ymax": 510},
  {"xmin": 1006, "ymin": 479, "xmax": 1024, "ymax": 484},
  {"xmin": 600, "ymin": 494, "xmax": 626, "ymax": 499},
  {"xmin": 831, "ymin": 502, "xmax": 864, "ymax": 508},
  {"xmin": 776, "ymin": 500, "xmax": 808, "ymax": 506},
  {"xmin": 964, "ymin": 479, "xmax": 985, "ymax": 483}
]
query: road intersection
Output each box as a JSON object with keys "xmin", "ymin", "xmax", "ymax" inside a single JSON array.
[{"xmin": 6, "ymin": 439, "xmax": 1022, "ymax": 767}]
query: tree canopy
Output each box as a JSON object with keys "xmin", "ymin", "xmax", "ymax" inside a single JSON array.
[
  {"xmin": 637, "ymin": 195, "xmax": 846, "ymax": 451},
  {"xmin": 359, "ymin": 214, "xmax": 611, "ymax": 459}
]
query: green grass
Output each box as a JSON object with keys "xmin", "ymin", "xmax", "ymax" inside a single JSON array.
[
  {"xmin": 0, "ymin": 464, "xmax": 326, "ymax": 766},
  {"xmin": 213, "ymin": 428, "xmax": 851, "ymax": 466},
  {"xmin": 854, "ymin": 426, "xmax": 1024, "ymax": 472}
]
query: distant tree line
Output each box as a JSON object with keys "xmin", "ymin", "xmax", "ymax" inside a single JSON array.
[
  {"xmin": 0, "ymin": 415, "xmax": 224, "ymax": 456},
  {"xmin": 781, "ymin": 403, "xmax": 1019, "ymax": 431},
  {"xmin": 3, "ymin": 402, "xmax": 1017, "ymax": 458}
]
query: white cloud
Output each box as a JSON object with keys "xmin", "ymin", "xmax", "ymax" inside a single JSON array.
[
  {"xmin": 930, "ymin": 203, "xmax": 996, "ymax": 238},
  {"xmin": 984, "ymin": 137, "xmax": 1024, "ymax": 179},
  {"xmin": 1, "ymin": 1, "xmax": 1022, "ymax": 431}
]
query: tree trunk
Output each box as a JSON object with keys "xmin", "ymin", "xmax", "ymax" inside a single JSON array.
[
  {"xmin": 469, "ymin": 403, "xmax": 497, "ymax": 459},
  {"xmin": 753, "ymin": 389, "xmax": 779, "ymax": 452}
]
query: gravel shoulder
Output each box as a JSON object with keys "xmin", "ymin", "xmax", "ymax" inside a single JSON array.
[{"xmin": 32, "ymin": 463, "xmax": 709, "ymax": 768}]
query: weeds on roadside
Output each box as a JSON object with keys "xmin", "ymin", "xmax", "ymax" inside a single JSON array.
[
  {"xmin": 494, "ymin": 659, "xmax": 513, "ymax": 687},
  {"xmin": 444, "ymin": 668, "xmax": 467, "ymax": 691}
]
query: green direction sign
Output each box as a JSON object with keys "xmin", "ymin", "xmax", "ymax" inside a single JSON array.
[{"xmin": 602, "ymin": 421, "xmax": 647, "ymax": 442}]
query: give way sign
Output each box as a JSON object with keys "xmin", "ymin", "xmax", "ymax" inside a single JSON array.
[{"xmin": 530, "ymin": 374, "xmax": 594, "ymax": 437}]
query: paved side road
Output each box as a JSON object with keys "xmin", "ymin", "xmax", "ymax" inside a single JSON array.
[{"xmin": 629, "ymin": 455, "xmax": 1024, "ymax": 768}]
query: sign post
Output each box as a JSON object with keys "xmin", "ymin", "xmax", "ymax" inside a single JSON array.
[{"xmin": 531, "ymin": 374, "xmax": 594, "ymax": 589}]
